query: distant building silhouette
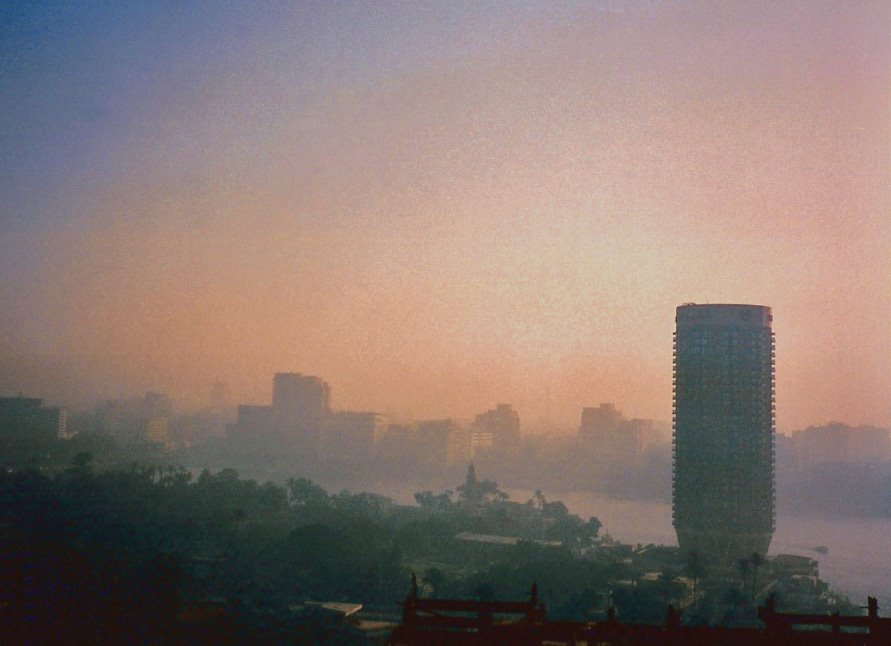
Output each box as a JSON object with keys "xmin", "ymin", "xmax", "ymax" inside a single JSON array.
[
  {"xmin": 92, "ymin": 391, "xmax": 171, "ymax": 444},
  {"xmin": 0, "ymin": 395, "xmax": 69, "ymax": 441},
  {"xmin": 672, "ymin": 304, "xmax": 775, "ymax": 567},
  {"xmin": 226, "ymin": 372, "xmax": 330, "ymax": 460},
  {"xmin": 579, "ymin": 403, "xmax": 623, "ymax": 442},
  {"xmin": 209, "ymin": 380, "xmax": 230, "ymax": 413},
  {"xmin": 272, "ymin": 373, "xmax": 330, "ymax": 419},
  {"xmin": 471, "ymin": 404, "xmax": 520, "ymax": 456},
  {"xmin": 792, "ymin": 422, "xmax": 891, "ymax": 468},
  {"xmin": 578, "ymin": 403, "xmax": 661, "ymax": 466},
  {"xmin": 230, "ymin": 404, "xmax": 273, "ymax": 439},
  {"xmin": 142, "ymin": 391, "xmax": 173, "ymax": 448},
  {"xmin": 375, "ymin": 423, "xmax": 419, "ymax": 464},
  {"xmin": 321, "ymin": 411, "xmax": 387, "ymax": 464},
  {"xmin": 271, "ymin": 372, "xmax": 330, "ymax": 458},
  {"xmin": 416, "ymin": 419, "xmax": 468, "ymax": 466}
]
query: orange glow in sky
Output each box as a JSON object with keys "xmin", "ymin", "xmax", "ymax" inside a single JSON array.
[{"xmin": 1, "ymin": 2, "xmax": 889, "ymax": 430}]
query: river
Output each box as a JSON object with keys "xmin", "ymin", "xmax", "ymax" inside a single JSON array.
[
  {"xmin": 503, "ymin": 489, "xmax": 891, "ymax": 609},
  {"xmin": 195, "ymin": 467, "xmax": 891, "ymax": 609},
  {"xmin": 365, "ymin": 481, "xmax": 891, "ymax": 608}
]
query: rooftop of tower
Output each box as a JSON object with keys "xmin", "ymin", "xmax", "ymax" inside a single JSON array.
[{"xmin": 676, "ymin": 303, "xmax": 772, "ymax": 328}]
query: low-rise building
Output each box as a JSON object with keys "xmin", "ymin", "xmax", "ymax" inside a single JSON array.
[{"xmin": 0, "ymin": 396, "xmax": 69, "ymax": 441}]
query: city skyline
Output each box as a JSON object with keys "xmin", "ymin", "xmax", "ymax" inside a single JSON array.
[{"xmin": 2, "ymin": 2, "xmax": 889, "ymax": 429}]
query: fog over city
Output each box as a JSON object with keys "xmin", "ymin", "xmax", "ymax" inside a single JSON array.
[
  {"xmin": 1, "ymin": 1, "xmax": 890, "ymax": 642},
  {"xmin": 2, "ymin": 1, "xmax": 889, "ymax": 431}
]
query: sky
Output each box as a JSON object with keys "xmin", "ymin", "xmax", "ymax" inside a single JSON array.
[{"xmin": 1, "ymin": 1, "xmax": 889, "ymax": 431}]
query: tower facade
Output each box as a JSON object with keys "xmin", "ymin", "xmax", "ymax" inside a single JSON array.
[
  {"xmin": 472, "ymin": 404, "xmax": 520, "ymax": 455},
  {"xmin": 672, "ymin": 304, "xmax": 775, "ymax": 566},
  {"xmin": 271, "ymin": 372, "xmax": 330, "ymax": 457},
  {"xmin": 272, "ymin": 372, "xmax": 330, "ymax": 422}
]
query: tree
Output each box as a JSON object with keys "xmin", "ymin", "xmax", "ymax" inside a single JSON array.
[
  {"xmin": 422, "ymin": 568, "xmax": 446, "ymax": 597},
  {"xmin": 286, "ymin": 478, "xmax": 329, "ymax": 508},
  {"xmin": 68, "ymin": 451, "xmax": 93, "ymax": 475},
  {"xmin": 332, "ymin": 491, "xmax": 393, "ymax": 518},
  {"xmin": 586, "ymin": 517, "xmax": 602, "ymax": 538},
  {"xmin": 684, "ymin": 550, "xmax": 706, "ymax": 609},
  {"xmin": 542, "ymin": 500, "xmax": 569, "ymax": 519},
  {"xmin": 477, "ymin": 478, "xmax": 508, "ymax": 504},
  {"xmin": 414, "ymin": 490, "xmax": 452, "ymax": 511},
  {"xmin": 457, "ymin": 465, "xmax": 508, "ymax": 506},
  {"xmin": 156, "ymin": 465, "xmax": 191, "ymax": 488}
]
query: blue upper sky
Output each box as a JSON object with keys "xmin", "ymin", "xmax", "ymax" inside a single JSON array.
[
  {"xmin": 1, "ymin": 1, "xmax": 534, "ymax": 230},
  {"xmin": 2, "ymin": 2, "xmax": 285, "ymax": 227}
]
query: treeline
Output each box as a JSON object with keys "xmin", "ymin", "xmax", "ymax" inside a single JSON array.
[
  {"xmin": 3, "ymin": 462, "xmax": 249, "ymax": 641},
  {"xmin": 0, "ymin": 458, "xmax": 615, "ymax": 643},
  {"xmin": 0, "ymin": 428, "xmax": 167, "ymax": 474}
]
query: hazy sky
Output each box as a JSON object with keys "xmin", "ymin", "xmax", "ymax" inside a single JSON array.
[{"xmin": 1, "ymin": 1, "xmax": 889, "ymax": 430}]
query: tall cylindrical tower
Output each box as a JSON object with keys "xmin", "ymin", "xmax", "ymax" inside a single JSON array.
[{"xmin": 672, "ymin": 304, "xmax": 775, "ymax": 567}]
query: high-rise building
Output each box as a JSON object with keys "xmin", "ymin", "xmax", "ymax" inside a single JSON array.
[
  {"xmin": 471, "ymin": 404, "xmax": 520, "ymax": 455},
  {"xmin": 321, "ymin": 411, "xmax": 388, "ymax": 464},
  {"xmin": 416, "ymin": 419, "xmax": 467, "ymax": 466},
  {"xmin": 229, "ymin": 405, "xmax": 273, "ymax": 439},
  {"xmin": 579, "ymin": 403, "xmax": 622, "ymax": 443},
  {"xmin": 672, "ymin": 304, "xmax": 775, "ymax": 567},
  {"xmin": 272, "ymin": 373, "xmax": 330, "ymax": 420},
  {"xmin": 375, "ymin": 423, "xmax": 419, "ymax": 465},
  {"xmin": 271, "ymin": 372, "xmax": 331, "ymax": 456}
]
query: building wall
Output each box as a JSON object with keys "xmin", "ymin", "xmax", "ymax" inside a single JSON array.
[
  {"xmin": 0, "ymin": 396, "xmax": 66, "ymax": 442},
  {"xmin": 472, "ymin": 404, "xmax": 520, "ymax": 453},
  {"xmin": 320, "ymin": 411, "xmax": 386, "ymax": 463},
  {"xmin": 579, "ymin": 403, "xmax": 622, "ymax": 443},
  {"xmin": 792, "ymin": 422, "xmax": 891, "ymax": 468},
  {"xmin": 375, "ymin": 423, "xmax": 419, "ymax": 463},
  {"xmin": 145, "ymin": 417, "xmax": 172, "ymax": 448},
  {"xmin": 470, "ymin": 430, "xmax": 494, "ymax": 457},
  {"xmin": 271, "ymin": 372, "xmax": 330, "ymax": 456},
  {"xmin": 272, "ymin": 373, "xmax": 330, "ymax": 421},
  {"xmin": 578, "ymin": 404, "xmax": 661, "ymax": 466},
  {"xmin": 672, "ymin": 303, "xmax": 775, "ymax": 566},
  {"xmin": 416, "ymin": 419, "xmax": 467, "ymax": 466},
  {"xmin": 229, "ymin": 405, "xmax": 273, "ymax": 439},
  {"xmin": 93, "ymin": 392, "xmax": 173, "ymax": 443}
]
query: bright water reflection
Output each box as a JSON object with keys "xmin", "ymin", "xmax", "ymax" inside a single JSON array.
[
  {"xmin": 290, "ymin": 477, "xmax": 891, "ymax": 610},
  {"xmin": 503, "ymin": 489, "xmax": 891, "ymax": 609}
]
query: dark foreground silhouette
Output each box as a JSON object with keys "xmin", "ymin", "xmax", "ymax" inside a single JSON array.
[{"xmin": 391, "ymin": 580, "xmax": 891, "ymax": 645}]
